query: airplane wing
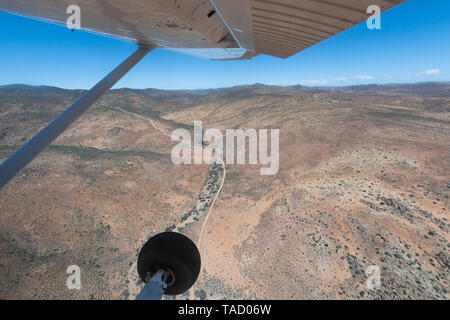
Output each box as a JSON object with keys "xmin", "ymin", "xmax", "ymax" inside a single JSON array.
[
  {"xmin": 0, "ymin": 0, "xmax": 408, "ymax": 189},
  {"xmin": 0, "ymin": 0, "xmax": 406, "ymax": 60}
]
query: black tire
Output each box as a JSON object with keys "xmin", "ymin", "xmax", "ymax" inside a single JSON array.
[{"xmin": 137, "ymin": 232, "xmax": 201, "ymax": 295}]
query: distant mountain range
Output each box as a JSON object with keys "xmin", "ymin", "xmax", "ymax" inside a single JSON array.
[{"xmin": 2, "ymin": 81, "xmax": 450, "ymax": 97}]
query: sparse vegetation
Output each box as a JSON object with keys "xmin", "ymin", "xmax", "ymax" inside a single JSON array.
[{"xmin": 0, "ymin": 83, "xmax": 448, "ymax": 300}]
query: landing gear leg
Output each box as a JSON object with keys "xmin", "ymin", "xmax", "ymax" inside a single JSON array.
[{"xmin": 136, "ymin": 269, "xmax": 168, "ymax": 300}]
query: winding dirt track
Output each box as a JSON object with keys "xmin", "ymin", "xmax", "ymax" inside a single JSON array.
[
  {"xmin": 110, "ymin": 107, "xmax": 172, "ymax": 137},
  {"xmin": 196, "ymin": 163, "xmax": 225, "ymax": 247},
  {"xmin": 110, "ymin": 107, "xmax": 225, "ymax": 247},
  {"xmin": 110, "ymin": 107, "xmax": 226, "ymax": 299}
]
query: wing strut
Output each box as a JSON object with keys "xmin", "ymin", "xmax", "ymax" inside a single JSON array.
[{"xmin": 0, "ymin": 46, "xmax": 151, "ymax": 190}]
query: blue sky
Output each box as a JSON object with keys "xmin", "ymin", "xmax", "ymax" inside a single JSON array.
[{"xmin": 0, "ymin": 0, "xmax": 449, "ymax": 90}]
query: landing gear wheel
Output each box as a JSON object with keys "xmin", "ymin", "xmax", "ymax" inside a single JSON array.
[{"xmin": 137, "ymin": 232, "xmax": 201, "ymax": 296}]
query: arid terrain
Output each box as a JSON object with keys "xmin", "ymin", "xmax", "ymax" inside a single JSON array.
[{"xmin": 0, "ymin": 82, "xmax": 449, "ymax": 299}]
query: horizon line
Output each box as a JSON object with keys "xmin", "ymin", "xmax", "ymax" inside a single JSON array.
[{"xmin": 1, "ymin": 80, "xmax": 449, "ymax": 92}]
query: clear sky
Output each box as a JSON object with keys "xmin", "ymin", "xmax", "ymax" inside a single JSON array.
[{"xmin": 0, "ymin": 0, "xmax": 449, "ymax": 90}]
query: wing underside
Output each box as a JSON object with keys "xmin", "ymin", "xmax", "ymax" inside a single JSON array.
[{"xmin": 0, "ymin": 0, "xmax": 406, "ymax": 59}]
